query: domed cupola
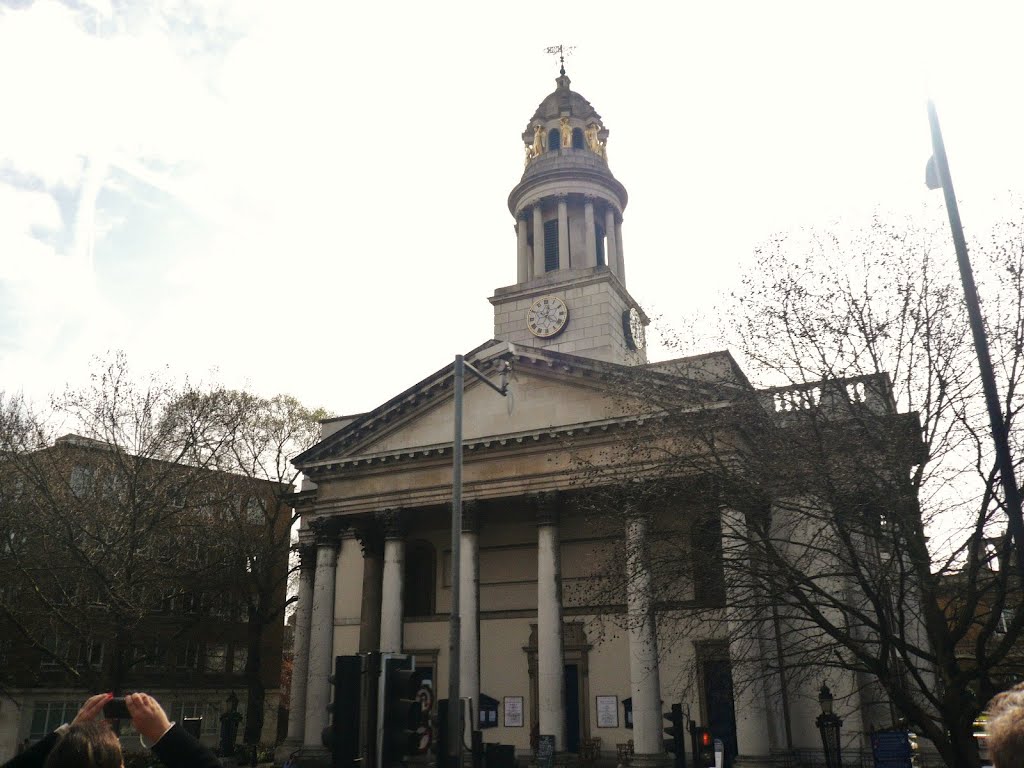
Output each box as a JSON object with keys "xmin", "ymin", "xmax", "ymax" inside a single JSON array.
[{"xmin": 490, "ymin": 67, "xmax": 648, "ymax": 367}]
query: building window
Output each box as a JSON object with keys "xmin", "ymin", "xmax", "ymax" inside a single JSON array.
[
  {"xmin": 30, "ymin": 702, "xmax": 79, "ymax": 740},
  {"xmin": 244, "ymin": 498, "xmax": 263, "ymax": 524},
  {"xmin": 77, "ymin": 639, "xmax": 104, "ymax": 669},
  {"xmin": 595, "ymin": 223, "xmax": 606, "ymax": 267},
  {"xmin": 544, "ymin": 220, "xmax": 559, "ymax": 272},
  {"xmin": 40, "ymin": 633, "xmax": 71, "ymax": 668},
  {"xmin": 232, "ymin": 646, "xmax": 248, "ymax": 675},
  {"xmin": 176, "ymin": 642, "xmax": 199, "ymax": 670},
  {"xmin": 205, "ymin": 643, "xmax": 227, "ymax": 673},
  {"xmin": 547, "ymin": 129, "xmax": 559, "ymax": 152},
  {"xmin": 404, "ymin": 541, "xmax": 436, "ymax": 617},
  {"xmin": 572, "ymin": 128, "xmax": 584, "ymax": 149},
  {"xmin": 693, "ymin": 514, "xmax": 725, "ymax": 605},
  {"xmin": 69, "ymin": 466, "xmax": 94, "ymax": 497}
]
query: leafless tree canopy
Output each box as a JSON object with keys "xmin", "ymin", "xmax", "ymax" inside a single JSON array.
[
  {"xmin": 0, "ymin": 353, "xmax": 326, "ymax": 745},
  {"xmin": 570, "ymin": 211, "xmax": 1024, "ymax": 767}
]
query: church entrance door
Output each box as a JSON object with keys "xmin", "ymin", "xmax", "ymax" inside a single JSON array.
[{"xmin": 564, "ymin": 664, "xmax": 581, "ymax": 753}]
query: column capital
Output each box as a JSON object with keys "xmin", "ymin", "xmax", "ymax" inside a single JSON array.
[
  {"xmin": 531, "ymin": 491, "xmax": 562, "ymax": 526},
  {"xmin": 377, "ymin": 508, "xmax": 408, "ymax": 540},
  {"xmin": 297, "ymin": 545, "xmax": 317, "ymax": 571},
  {"xmin": 461, "ymin": 500, "xmax": 481, "ymax": 533},
  {"xmin": 309, "ymin": 517, "xmax": 343, "ymax": 549},
  {"xmin": 518, "ymin": 209, "xmax": 531, "ymax": 221},
  {"xmin": 556, "ymin": 193, "xmax": 569, "ymax": 203},
  {"xmin": 353, "ymin": 518, "xmax": 385, "ymax": 558}
]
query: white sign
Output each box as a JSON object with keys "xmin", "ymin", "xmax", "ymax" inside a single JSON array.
[
  {"xmin": 503, "ymin": 696, "xmax": 524, "ymax": 727},
  {"xmin": 596, "ymin": 696, "xmax": 618, "ymax": 728}
]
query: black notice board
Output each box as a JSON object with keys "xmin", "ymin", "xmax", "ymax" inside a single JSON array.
[
  {"xmin": 870, "ymin": 730, "xmax": 912, "ymax": 768},
  {"xmin": 537, "ymin": 734, "xmax": 556, "ymax": 768}
]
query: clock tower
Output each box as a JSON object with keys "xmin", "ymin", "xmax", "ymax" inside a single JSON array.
[{"xmin": 489, "ymin": 67, "xmax": 648, "ymax": 364}]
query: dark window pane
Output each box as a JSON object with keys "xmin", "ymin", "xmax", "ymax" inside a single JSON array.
[
  {"xmin": 548, "ymin": 129, "xmax": 560, "ymax": 152},
  {"xmin": 544, "ymin": 220, "xmax": 559, "ymax": 272},
  {"xmin": 572, "ymin": 128, "xmax": 584, "ymax": 149}
]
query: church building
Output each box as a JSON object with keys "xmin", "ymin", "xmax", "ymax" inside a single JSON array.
[{"xmin": 283, "ymin": 67, "xmax": 904, "ymax": 768}]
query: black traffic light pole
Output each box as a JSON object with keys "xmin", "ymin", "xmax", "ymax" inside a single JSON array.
[{"xmin": 664, "ymin": 703, "xmax": 686, "ymax": 768}]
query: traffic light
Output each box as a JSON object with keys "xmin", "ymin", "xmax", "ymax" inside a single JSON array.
[
  {"xmin": 663, "ymin": 704, "xmax": 685, "ymax": 768},
  {"xmin": 325, "ymin": 655, "xmax": 362, "ymax": 768},
  {"xmin": 693, "ymin": 727, "xmax": 714, "ymax": 768},
  {"xmin": 380, "ymin": 655, "xmax": 425, "ymax": 768}
]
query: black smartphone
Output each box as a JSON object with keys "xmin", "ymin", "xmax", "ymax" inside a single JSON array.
[{"xmin": 103, "ymin": 697, "xmax": 130, "ymax": 719}]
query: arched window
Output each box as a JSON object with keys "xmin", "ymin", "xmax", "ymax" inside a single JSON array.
[
  {"xmin": 547, "ymin": 129, "xmax": 560, "ymax": 152},
  {"xmin": 403, "ymin": 540, "xmax": 436, "ymax": 617},
  {"xmin": 571, "ymin": 128, "xmax": 584, "ymax": 149}
]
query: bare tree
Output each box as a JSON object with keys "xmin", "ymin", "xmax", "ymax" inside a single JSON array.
[
  {"xmin": 0, "ymin": 357, "xmax": 326, "ymax": 748},
  {"xmin": 570, "ymin": 211, "xmax": 1024, "ymax": 767}
]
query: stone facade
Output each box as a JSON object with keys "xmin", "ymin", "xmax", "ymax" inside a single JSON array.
[{"xmin": 284, "ymin": 71, "xmax": 912, "ymax": 768}]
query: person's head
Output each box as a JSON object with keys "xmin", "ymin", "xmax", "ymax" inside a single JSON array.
[
  {"xmin": 987, "ymin": 682, "xmax": 1024, "ymax": 768},
  {"xmin": 43, "ymin": 721, "xmax": 123, "ymax": 768}
]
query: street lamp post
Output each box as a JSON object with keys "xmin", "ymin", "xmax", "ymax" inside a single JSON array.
[
  {"xmin": 815, "ymin": 684, "xmax": 842, "ymax": 768},
  {"xmin": 448, "ymin": 350, "xmax": 511, "ymax": 768}
]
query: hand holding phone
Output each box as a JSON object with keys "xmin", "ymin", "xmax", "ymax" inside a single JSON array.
[{"xmin": 103, "ymin": 697, "xmax": 131, "ymax": 719}]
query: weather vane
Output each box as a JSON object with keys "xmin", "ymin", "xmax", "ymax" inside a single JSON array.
[{"xmin": 544, "ymin": 44, "xmax": 575, "ymax": 75}]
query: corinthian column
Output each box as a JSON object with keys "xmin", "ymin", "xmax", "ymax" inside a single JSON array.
[
  {"xmin": 284, "ymin": 546, "xmax": 315, "ymax": 748},
  {"xmin": 625, "ymin": 509, "xmax": 669, "ymax": 768},
  {"xmin": 720, "ymin": 505, "xmax": 773, "ymax": 768},
  {"xmin": 518, "ymin": 212, "xmax": 531, "ymax": 282},
  {"xmin": 534, "ymin": 492, "xmax": 566, "ymax": 751},
  {"xmin": 557, "ymin": 195, "xmax": 569, "ymax": 270},
  {"xmin": 533, "ymin": 204, "xmax": 546, "ymax": 276},
  {"xmin": 605, "ymin": 207, "xmax": 619, "ymax": 277},
  {"xmin": 303, "ymin": 521, "xmax": 340, "ymax": 749},
  {"xmin": 379, "ymin": 509, "xmax": 407, "ymax": 653}
]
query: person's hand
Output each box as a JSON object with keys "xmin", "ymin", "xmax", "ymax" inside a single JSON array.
[
  {"xmin": 71, "ymin": 693, "xmax": 113, "ymax": 726},
  {"xmin": 125, "ymin": 692, "xmax": 173, "ymax": 745}
]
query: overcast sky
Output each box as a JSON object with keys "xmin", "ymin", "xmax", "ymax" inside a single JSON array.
[{"xmin": 2, "ymin": 0, "xmax": 1023, "ymax": 416}]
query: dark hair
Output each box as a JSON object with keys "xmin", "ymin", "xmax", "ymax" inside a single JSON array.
[{"xmin": 43, "ymin": 721, "xmax": 123, "ymax": 768}]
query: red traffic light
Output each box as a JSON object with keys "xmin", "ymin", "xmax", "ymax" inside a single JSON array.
[{"xmin": 700, "ymin": 730, "xmax": 712, "ymax": 748}]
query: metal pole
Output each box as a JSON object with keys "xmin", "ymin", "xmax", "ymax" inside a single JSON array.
[
  {"xmin": 448, "ymin": 354, "xmax": 464, "ymax": 768},
  {"xmin": 928, "ymin": 100, "xmax": 1024, "ymax": 577}
]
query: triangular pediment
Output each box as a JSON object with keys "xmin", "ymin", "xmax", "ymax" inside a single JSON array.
[{"xmin": 294, "ymin": 342, "xmax": 745, "ymax": 470}]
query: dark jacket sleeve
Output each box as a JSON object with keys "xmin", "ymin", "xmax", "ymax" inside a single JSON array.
[
  {"xmin": 150, "ymin": 723, "xmax": 221, "ymax": 768},
  {"xmin": 2, "ymin": 732, "xmax": 61, "ymax": 768}
]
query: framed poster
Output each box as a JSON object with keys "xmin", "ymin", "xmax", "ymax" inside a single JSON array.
[
  {"xmin": 503, "ymin": 696, "xmax": 524, "ymax": 727},
  {"xmin": 596, "ymin": 695, "xmax": 618, "ymax": 728}
]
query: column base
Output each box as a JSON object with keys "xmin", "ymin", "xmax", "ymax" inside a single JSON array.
[
  {"xmin": 528, "ymin": 751, "xmax": 578, "ymax": 768},
  {"xmin": 733, "ymin": 756, "xmax": 774, "ymax": 768},
  {"xmin": 296, "ymin": 745, "xmax": 333, "ymax": 768},
  {"xmin": 626, "ymin": 753, "xmax": 671, "ymax": 768},
  {"xmin": 274, "ymin": 739, "xmax": 302, "ymax": 765}
]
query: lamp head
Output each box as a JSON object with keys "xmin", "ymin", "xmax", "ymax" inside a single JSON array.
[{"xmin": 818, "ymin": 683, "xmax": 834, "ymax": 715}]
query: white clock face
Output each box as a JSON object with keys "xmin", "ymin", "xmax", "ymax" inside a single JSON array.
[{"xmin": 527, "ymin": 295, "xmax": 569, "ymax": 338}]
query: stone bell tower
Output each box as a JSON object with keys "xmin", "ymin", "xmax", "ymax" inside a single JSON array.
[{"xmin": 489, "ymin": 66, "xmax": 648, "ymax": 365}]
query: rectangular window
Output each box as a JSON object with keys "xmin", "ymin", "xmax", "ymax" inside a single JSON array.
[
  {"xmin": 69, "ymin": 466, "xmax": 94, "ymax": 497},
  {"xmin": 205, "ymin": 643, "xmax": 227, "ymax": 674},
  {"xmin": 232, "ymin": 646, "xmax": 248, "ymax": 675},
  {"xmin": 77, "ymin": 639, "xmax": 104, "ymax": 668},
  {"xmin": 40, "ymin": 633, "xmax": 71, "ymax": 668},
  {"xmin": 595, "ymin": 223, "xmax": 606, "ymax": 267},
  {"xmin": 543, "ymin": 219, "xmax": 559, "ymax": 272},
  {"xmin": 176, "ymin": 642, "xmax": 199, "ymax": 670},
  {"xmin": 30, "ymin": 702, "xmax": 78, "ymax": 740},
  {"xmin": 244, "ymin": 498, "xmax": 263, "ymax": 524}
]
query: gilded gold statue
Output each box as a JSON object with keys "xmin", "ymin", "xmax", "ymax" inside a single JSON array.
[
  {"xmin": 560, "ymin": 117, "xmax": 571, "ymax": 148},
  {"xmin": 532, "ymin": 124, "xmax": 545, "ymax": 156},
  {"xmin": 585, "ymin": 123, "xmax": 601, "ymax": 153}
]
